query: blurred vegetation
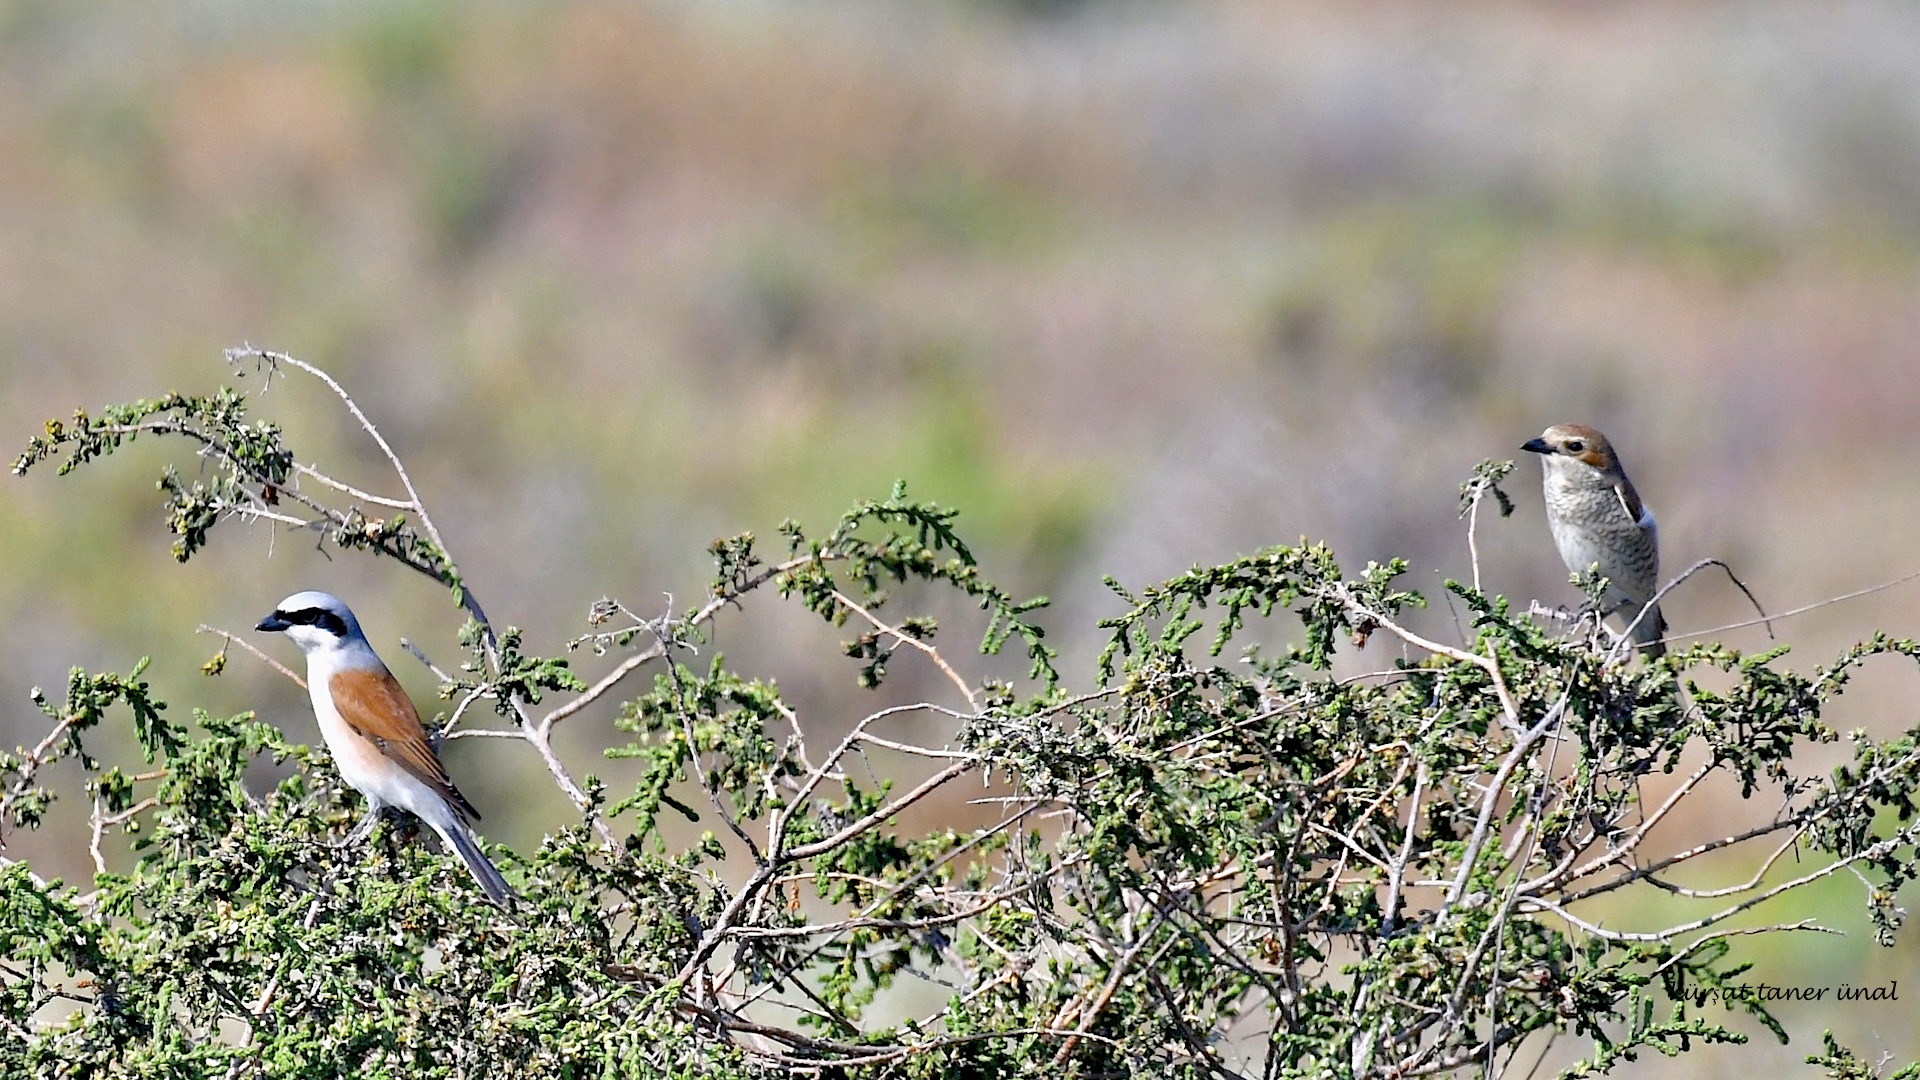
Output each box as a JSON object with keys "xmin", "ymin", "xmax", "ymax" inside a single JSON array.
[
  {"xmin": 6, "ymin": 1, "xmax": 1920, "ymax": 1072},
  {"xmin": 10, "ymin": 367, "xmax": 1920, "ymax": 1077}
]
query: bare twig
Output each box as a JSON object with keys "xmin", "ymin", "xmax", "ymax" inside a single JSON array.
[
  {"xmin": 1670, "ymin": 566, "xmax": 1920, "ymax": 645},
  {"xmin": 1381, "ymin": 762, "xmax": 1427, "ymax": 938},
  {"xmin": 1444, "ymin": 688, "xmax": 1571, "ymax": 909},
  {"xmin": 198, "ymin": 624, "xmax": 305, "ymax": 689},
  {"xmin": 1527, "ymin": 827, "xmax": 1919, "ymax": 942},
  {"xmin": 88, "ymin": 794, "xmax": 157, "ymax": 875},
  {"xmin": 1613, "ymin": 556, "xmax": 1775, "ymax": 660},
  {"xmin": 830, "ymin": 588, "xmax": 981, "ymax": 713},
  {"xmin": 398, "ymin": 639, "xmax": 456, "ymax": 683},
  {"xmin": 537, "ymin": 557, "xmax": 824, "ymax": 740}
]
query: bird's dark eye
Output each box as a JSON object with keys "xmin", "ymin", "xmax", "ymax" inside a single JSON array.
[{"xmin": 1565, "ymin": 439, "xmax": 1585, "ymax": 453}]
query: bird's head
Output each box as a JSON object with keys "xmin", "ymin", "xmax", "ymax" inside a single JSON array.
[
  {"xmin": 1521, "ymin": 423, "xmax": 1620, "ymax": 476},
  {"xmin": 255, "ymin": 590, "xmax": 364, "ymax": 655}
]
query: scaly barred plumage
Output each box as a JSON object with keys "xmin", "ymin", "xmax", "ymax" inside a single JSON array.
[{"xmin": 1522, "ymin": 424, "xmax": 1667, "ymax": 658}]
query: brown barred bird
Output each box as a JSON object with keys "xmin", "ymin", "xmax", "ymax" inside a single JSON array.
[{"xmin": 1522, "ymin": 424, "xmax": 1667, "ymax": 658}]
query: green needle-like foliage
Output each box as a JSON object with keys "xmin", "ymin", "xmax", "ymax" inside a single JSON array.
[{"xmin": 5, "ymin": 353, "xmax": 1919, "ymax": 1078}]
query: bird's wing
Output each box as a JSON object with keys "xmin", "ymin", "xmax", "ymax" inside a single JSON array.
[
  {"xmin": 327, "ymin": 667, "xmax": 481, "ymax": 823},
  {"xmin": 1613, "ymin": 477, "xmax": 1646, "ymax": 526}
]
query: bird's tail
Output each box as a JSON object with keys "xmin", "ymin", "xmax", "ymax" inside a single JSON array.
[
  {"xmin": 433, "ymin": 821, "xmax": 517, "ymax": 908},
  {"xmin": 1629, "ymin": 602, "xmax": 1668, "ymax": 659}
]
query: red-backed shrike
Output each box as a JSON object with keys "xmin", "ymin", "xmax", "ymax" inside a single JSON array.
[
  {"xmin": 1522, "ymin": 424, "xmax": 1667, "ymax": 658},
  {"xmin": 257, "ymin": 590, "xmax": 514, "ymax": 906}
]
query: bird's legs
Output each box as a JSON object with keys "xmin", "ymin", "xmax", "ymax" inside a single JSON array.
[{"xmin": 339, "ymin": 802, "xmax": 388, "ymax": 848}]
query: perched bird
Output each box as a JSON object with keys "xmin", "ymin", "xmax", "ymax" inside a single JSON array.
[
  {"xmin": 256, "ymin": 590, "xmax": 515, "ymax": 906},
  {"xmin": 1522, "ymin": 424, "xmax": 1667, "ymax": 658}
]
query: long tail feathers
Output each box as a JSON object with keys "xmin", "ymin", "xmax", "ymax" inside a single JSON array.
[
  {"xmin": 435, "ymin": 823, "xmax": 517, "ymax": 908},
  {"xmin": 1630, "ymin": 602, "xmax": 1668, "ymax": 659}
]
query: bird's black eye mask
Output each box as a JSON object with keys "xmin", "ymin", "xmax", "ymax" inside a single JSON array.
[{"xmin": 258, "ymin": 607, "xmax": 349, "ymax": 637}]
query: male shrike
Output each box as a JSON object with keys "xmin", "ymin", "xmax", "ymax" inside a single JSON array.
[{"xmin": 257, "ymin": 590, "xmax": 514, "ymax": 906}]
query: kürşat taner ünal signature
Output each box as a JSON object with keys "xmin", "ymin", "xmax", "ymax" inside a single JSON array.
[{"xmin": 1691, "ymin": 982, "xmax": 1899, "ymax": 1006}]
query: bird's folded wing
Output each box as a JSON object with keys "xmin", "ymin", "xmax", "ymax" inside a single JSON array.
[
  {"xmin": 328, "ymin": 667, "xmax": 480, "ymax": 822},
  {"xmin": 1613, "ymin": 477, "xmax": 1645, "ymax": 526}
]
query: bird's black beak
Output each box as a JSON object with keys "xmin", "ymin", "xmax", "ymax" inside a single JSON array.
[
  {"xmin": 1520, "ymin": 437, "xmax": 1551, "ymax": 455},
  {"xmin": 255, "ymin": 612, "xmax": 291, "ymax": 633}
]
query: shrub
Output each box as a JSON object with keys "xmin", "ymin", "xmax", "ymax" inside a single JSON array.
[{"xmin": 3, "ymin": 349, "xmax": 1916, "ymax": 1078}]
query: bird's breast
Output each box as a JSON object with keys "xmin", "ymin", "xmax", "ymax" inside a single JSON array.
[
  {"xmin": 297, "ymin": 658, "xmax": 414, "ymax": 804},
  {"xmin": 1542, "ymin": 483, "xmax": 1658, "ymax": 600}
]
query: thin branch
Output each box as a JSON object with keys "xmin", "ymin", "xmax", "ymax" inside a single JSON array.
[
  {"xmin": 1527, "ymin": 829, "xmax": 1919, "ymax": 941},
  {"xmin": 1381, "ymin": 762, "xmax": 1427, "ymax": 938},
  {"xmin": 537, "ymin": 556, "xmax": 824, "ymax": 738},
  {"xmin": 1444, "ymin": 688, "xmax": 1570, "ymax": 909},
  {"xmin": 1336, "ymin": 588, "xmax": 1523, "ymax": 732},
  {"xmin": 785, "ymin": 760, "xmax": 975, "ymax": 862},
  {"xmin": 88, "ymin": 793, "xmax": 157, "ymax": 875},
  {"xmin": 1614, "ymin": 556, "xmax": 1774, "ymax": 660},
  {"xmin": 197, "ymin": 625, "xmax": 305, "ymax": 689},
  {"xmin": 650, "ymin": 618, "xmax": 764, "ymax": 866},
  {"xmin": 1520, "ymin": 756, "xmax": 1717, "ymax": 895},
  {"xmin": 230, "ymin": 348, "xmax": 451, "ymax": 587},
  {"xmin": 289, "ymin": 462, "xmax": 412, "ymax": 509},
  {"xmin": 1050, "ymin": 902, "xmax": 1173, "ymax": 1066},
  {"xmin": 1644, "ymin": 830, "xmax": 1803, "ymax": 899},
  {"xmin": 398, "ymin": 638, "xmax": 456, "ymax": 683},
  {"xmin": 831, "ymin": 588, "xmax": 981, "ymax": 713},
  {"xmin": 242, "ymin": 895, "xmax": 326, "ymax": 1038},
  {"xmin": 539, "ymin": 647, "xmax": 655, "ymax": 737},
  {"xmin": 1669, "ymin": 566, "xmax": 1920, "ymax": 645},
  {"xmin": 851, "ymin": 730, "xmax": 976, "ymax": 760}
]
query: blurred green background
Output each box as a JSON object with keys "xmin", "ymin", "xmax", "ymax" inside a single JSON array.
[{"xmin": 6, "ymin": 1, "xmax": 1920, "ymax": 1071}]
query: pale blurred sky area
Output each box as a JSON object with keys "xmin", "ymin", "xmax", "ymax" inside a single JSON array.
[{"xmin": 6, "ymin": 3, "xmax": 1920, "ymax": 1071}]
